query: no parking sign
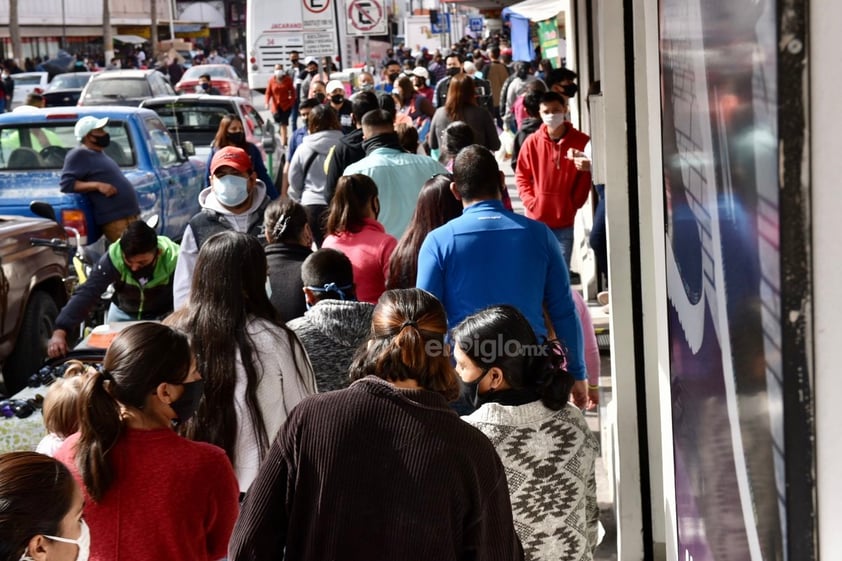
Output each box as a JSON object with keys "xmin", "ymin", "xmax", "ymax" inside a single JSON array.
[{"xmin": 346, "ymin": 0, "xmax": 387, "ymax": 36}]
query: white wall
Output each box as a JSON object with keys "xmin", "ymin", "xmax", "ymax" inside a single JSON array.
[{"xmin": 812, "ymin": 0, "xmax": 842, "ymax": 557}]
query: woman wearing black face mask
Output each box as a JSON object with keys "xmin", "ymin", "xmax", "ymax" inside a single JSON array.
[
  {"xmin": 206, "ymin": 114, "xmax": 279, "ymax": 199},
  {"xmin": 452, "ymin": 305, "xmax": 600, "ymax": 561},
  {"xmin": 54, "ymin": 322, "xmax": 240, "ymax": 561},
  {"xmin": 326, "ymin": 79, "xmax": 354, "ymax": 134}
]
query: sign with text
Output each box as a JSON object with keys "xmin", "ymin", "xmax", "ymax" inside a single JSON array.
[
  {"xmin": 469, "ymin": 17, "xmax": 483, "ymax": 33},
  {"xmin": 347, "ymin": 0, "xmax": 387, "ymax": 36},
  {"xmin": 302, "ymin": 0, "xmax": 335, "ymax": 32},
  {"xmin": 303, "ymin": 31, "xmax": 339, "ymax": 59}
]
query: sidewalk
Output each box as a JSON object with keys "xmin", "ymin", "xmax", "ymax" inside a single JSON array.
[{"xmin": 501, "ymin": 156, "xmax": 617, "ymax": 560}]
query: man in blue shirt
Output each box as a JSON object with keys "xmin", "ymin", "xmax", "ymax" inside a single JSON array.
[
  {"xmin": 416, "ymin": 144, "xmax": 587, "ymax": 407},
  {"xmin": 59, "ymin": 116, "xmax": 140, "ymax": 243}
]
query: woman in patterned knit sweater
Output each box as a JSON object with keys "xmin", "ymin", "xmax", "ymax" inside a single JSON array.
[{"xmin": 453, "ymin": 305, "xmax": 601, "ymax": 561}]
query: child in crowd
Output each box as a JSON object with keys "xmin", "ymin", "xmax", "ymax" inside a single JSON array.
[{"xmin": 35, "ymin": 361, "xmax": 93, "ymax": 457}]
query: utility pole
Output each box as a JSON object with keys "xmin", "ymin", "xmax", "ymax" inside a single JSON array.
[
  {"xmin": 10, "ymin": 0, "xmax": 22, "ymax": 65},
  {"xmin": 103, "ymin": 0, "xmax": 114, "ymax": 68},
  {"xmin": 151, "ymin": 0, "xmax": 159, "ymax": 51}
]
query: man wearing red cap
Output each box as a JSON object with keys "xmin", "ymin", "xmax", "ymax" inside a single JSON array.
[{"xmin": 173, "ymin": 146, "xmax": 270, "ymax": 306}]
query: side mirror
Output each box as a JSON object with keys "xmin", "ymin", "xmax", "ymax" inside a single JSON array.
[
  {"xmin": 180, "ymin": 140, "xmax": 195, "ymax": 157},
  {"xmin": 30, "ymin": 201, "xmax": 58, "ymax": 223}
]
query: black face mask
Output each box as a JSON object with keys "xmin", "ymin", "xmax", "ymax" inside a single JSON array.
[
  {"xmin": 517, "ymin": 70, "xmax": 528, "ymax": 80},
  {"xmin": 308, "ymin": 69, "xmax": 318, "ymax": 76},
  {"xmin": 200, "ymin": 82, "xmax": 210, "ymax": 90},
  {"xmin": 169, "ymin": 379, "xmax": 205, "ymax": 427},
  {"xmin": 562, "ymin": 83, "xmax": 579, "ymax": 98},
  {"xmin": 131, "ymin": 256, "xmax": 157, "ymax": 283},
  {"xmin": 387, "ymin": 72, "xmax": 399, "ymax": 83},
  {"xmin": 446, "ymin": 67, "xmax": 461, "ymax": 77},
  {"xmin": 91, "ymin": 133, "xmax": 111, "ymax": 148},
  {"xmin": 463, "ymin": 369, "xmax": 491, "ymax": 409},
  {"xmin": 315, "ymin": 92, "xmax": 326, "ymax": 103},
  {"xmin": 330, "ymin": 94, "xmax": 344, "ymax": 105},
  {"xmin": 227, "ymin": 132, "xmax": 245, "ymax": 145}
]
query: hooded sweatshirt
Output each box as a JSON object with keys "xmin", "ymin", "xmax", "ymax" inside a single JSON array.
[
  {"xmin": 288, "ymin": 129, "xmax": 343, "ymax": 206},
  {"xmin": 172, "ymin": 180, "xmax": 269, "ymax": 307},
  {"xmin": 286, "ymin": 299, "xmax": 375, "ymax": 392},
  {"xmin": 515, "ymin": 122, "xmax": 591, "ymax": 229}
]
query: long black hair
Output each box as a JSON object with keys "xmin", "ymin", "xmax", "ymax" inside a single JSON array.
[
  {"xmin": 451, "ymin": 305, "xmax": 574, "ymax": 410},
  {"xmin": 181, "ymin": 231, "xmax": 310, "ymax": 465}
]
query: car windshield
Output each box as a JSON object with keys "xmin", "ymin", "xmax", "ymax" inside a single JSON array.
[
  {"xmin": 83, "ymin": 78, "xmax": 151, "ymax": 101},
  {"xmin": 182, "ymin": 66, "xmax": 232, "ymax": 80},
  {"xmin": 147, "ymin": 102, "xmax": 236, "ymax": 146},
  {"xmin": 0, "ymin": 122, "xmax": 134, "ymax": 170},
  {"xmin": 48, "ymin": 74, "xmax": 91, "ymax": 90}
]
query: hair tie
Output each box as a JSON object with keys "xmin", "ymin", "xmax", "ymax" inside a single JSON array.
[
  {"xmin": 400, "ymin": 320, "xmax": 417, "ymax": 330},
  {"xmin": 100, "ymin": 369, "xmax": 115, "ymax": 382}
]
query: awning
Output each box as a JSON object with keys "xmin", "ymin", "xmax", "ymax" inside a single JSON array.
[
  {"xmin": 178, "ymin": 1, "xmax": 227, "ymax": 28},
  {"xmin": 504, "ymin": 0, "xmax": 562, "ymax": 21},
  {"xmin": 112, "ymin": 34, "xmax": 148, "ymax": 44}
]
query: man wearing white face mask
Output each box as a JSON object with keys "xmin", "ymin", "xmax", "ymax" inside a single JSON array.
[
  {"xmin": 173, "ymin": 146, "xmax": 270, "ymax": 306},
  {"xmin": 515, "ymin": 91, "xmax": 591, "ymax": 268}
]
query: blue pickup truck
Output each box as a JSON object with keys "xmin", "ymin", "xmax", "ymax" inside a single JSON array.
[{"xmin": 0, "ymin": 106, "xmax": 205, "ymax": 244}]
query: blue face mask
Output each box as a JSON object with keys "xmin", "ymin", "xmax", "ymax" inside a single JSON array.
[{"xmin": 212, "ymin": 174, "xmax": 249, "ymax": 207}]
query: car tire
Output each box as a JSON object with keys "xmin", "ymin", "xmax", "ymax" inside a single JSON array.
[{"xmin": 3, "ymin": 291, "xmax": 59, "ymax": 395}]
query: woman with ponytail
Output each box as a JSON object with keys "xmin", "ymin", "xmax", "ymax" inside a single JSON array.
[
  {"xmin": 322, "ymin": 174, "xmax": 397, "ymax": 304},
  {"xmin": 230, "ymin": 288, "xmax": 523, "ymax": 561},
  {"xmin": 54, "ymin": 322, "xmax": 239, "ymax": 561},
  {"xmin": 264, "ymin": 197, "xmax": 314, "ymax": 321},
  {"xmin": 451, "ymin": 305, "xmax": 600, "ymax": 561}
]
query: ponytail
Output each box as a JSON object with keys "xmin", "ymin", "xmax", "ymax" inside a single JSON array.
[
  {"xmin": 76, "ymin": 370, "xmax": 122, "ymax": 502},
  {"xmin": 326, "ymin": 174, "xmax": 378, "ymax": 236},
  {"xmin": 526, "ymin": 339, "xmax": 575, "ymax": 410}
]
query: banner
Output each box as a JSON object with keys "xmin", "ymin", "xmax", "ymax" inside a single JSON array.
[{"xmin": 536, "ymin": 18, "xmax": 560, "ymax": 69}]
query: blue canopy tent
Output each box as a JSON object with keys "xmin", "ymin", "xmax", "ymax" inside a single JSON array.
[{"xmin": 502, "ymin": 0, "xmax": 563, "ymax": 61}]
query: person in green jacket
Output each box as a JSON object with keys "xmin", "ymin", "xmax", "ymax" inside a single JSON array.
[{"xmin": 47, "ymin": 220, "xmax": 179, "ymax": 357}]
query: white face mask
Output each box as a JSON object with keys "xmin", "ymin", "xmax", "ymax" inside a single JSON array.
[
  {"xmin": 21, "ymin": 519, "xmax": 91, "ymax": 561},
  {"xmin": 275, "ymin": 70, "xmax": 284, "ymax": 79},
  {"xmin": 541, "ymin": 112, "xmax": 565, "ymax": 130},
  {"xmin": 212, "ymin": 174, "xmax": 249, "ymax": 207}
]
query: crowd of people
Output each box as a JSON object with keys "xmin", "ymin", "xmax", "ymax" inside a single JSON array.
[{"xmin": 6, "ymin": 32, "xmax": 615, "ymax": 561}]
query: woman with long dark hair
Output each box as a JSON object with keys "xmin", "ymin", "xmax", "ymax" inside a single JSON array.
[
  {"xmin": 207, "ymin": 114, "xmax": 279, "ymax": 199},
  {"xmin": 176, "ymin": 231, "xmax": 317, "ymax": 493},
  {"xmin": 428, "ymin": 73, "xmax": 500, "ymax": 155},
  {"xmin": 0, "ymin": 451, "xmax": 84, "ymax": 561},
  {"xmin": 387, "ymin": 173, "xmax": 461, "ymax": 290},
  {"xmin": 323, "ymin": 174, "xmax": 397, "ymax": 304},
  {"xmin": 452, "ymin": 305, "xmax": 600, "ymax": 561},
  {"xmin": 54, "ymin": 322, "xmax": 239, "ymax": 561},
  {"xmin": 229, "ymin": 288, "xmax": 523, "ymax": 561},
  {"xmin": 264, "ymin": 197, "xmax": 314, "ymax": 321}
]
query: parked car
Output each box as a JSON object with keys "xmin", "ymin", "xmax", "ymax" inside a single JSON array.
[
  {"xmin": 43, "ymin": 71, "xmax": 95, "ymax": 107},
  {"xmin": 77, "ymin": 69, "xmax": 175, "ymax": 107},
  {"xmin": 174, "ymin": 64, "xmax": 250, "ymax": 98},
  {"xmin": 0, "ymin": 214, "xmax": 70, "ymax": 394},
  {"xmin": 0, "ymin": 106, "xmax": 204, "ymax": 245},
  {"xmin": 10, "ymin": 71, "xmax": 49, "ymax": 109},
  {"xmin": 140, "ymin": 94, "xmax": 280, "ymax": 165}
]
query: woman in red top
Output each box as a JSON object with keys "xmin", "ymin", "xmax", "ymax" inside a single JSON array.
[
  {"xmin": 55, "ymin": 323, "xmax": 239, "ymax": 561},
  {"xmin": 265, "ymin": 64, "xmax": 296, "ymax": 147},
  {"xmin": 322, "ymin": 174, "xmax": 397, "ymax": 304}
]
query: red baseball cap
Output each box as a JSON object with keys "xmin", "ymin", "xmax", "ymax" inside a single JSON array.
[{"xmin": 210, "ymin": 146, "xmax": 252, "ymax": 175}]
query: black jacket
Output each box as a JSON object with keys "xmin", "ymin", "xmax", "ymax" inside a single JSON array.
[
  {"xmin": 324, "ymin": 128, "xmax": 365, "ymax": 203},
  {"xmin": 266, "ymin": 243, "xmax": 313, "ymax": 322}
]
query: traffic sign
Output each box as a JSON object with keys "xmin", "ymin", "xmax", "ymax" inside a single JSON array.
[
  {"xmin": 303, "ymin": 0, "xmax": 330, "ymax": 14},
  {"xmin": 431, "ymin": 13, "xmax": 450, "ymax": 34},
  {"xmin": 346, "ymin": 0, "xmax": 387, "ymax": 36},
  {"xmin": 469, "ymin": 17, "xmax": 484, "ymax": 33}
]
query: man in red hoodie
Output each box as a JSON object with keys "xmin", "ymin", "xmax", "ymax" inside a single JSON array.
[{"xmin": 515, "ymin": 91, "xmax": 591, "ymax": 267}]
